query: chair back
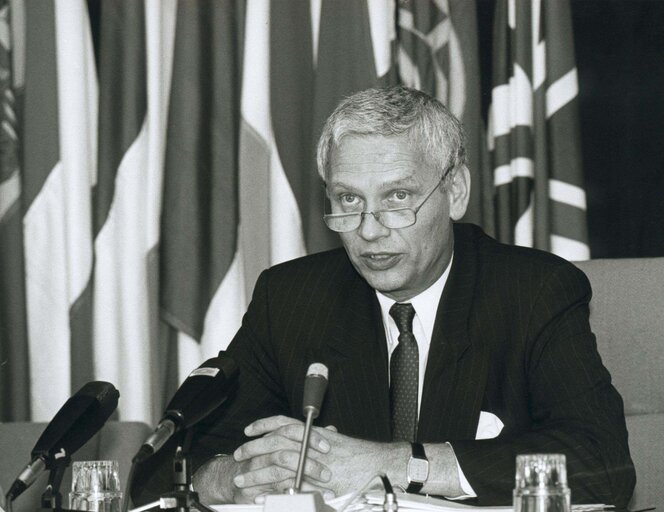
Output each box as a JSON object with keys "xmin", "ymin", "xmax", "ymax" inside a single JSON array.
[{"xmin": 575, "ymin": 257, "xmax": 664, "ymax": 509}]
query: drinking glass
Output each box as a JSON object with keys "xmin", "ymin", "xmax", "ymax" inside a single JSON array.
[
  {"xmin": 69, "ymin": 460, "xmax": 123, "ymax": 512},
  {"xmin": 514, "ymin": 454, "xmax": 571, "ymax": 512}
]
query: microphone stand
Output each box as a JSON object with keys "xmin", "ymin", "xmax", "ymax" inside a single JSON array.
[
  {"xmin": 40, "ymin": 456, "xmax": 70, "ymax": 511},
  {"xmin": 156, "ymin": 431, "xmax": 216, "ymax": 512},
  {"xmin": 265, "ymin": 364, "xmax": 330, "ymax": 512},
  {"xmin": 293, "ymin": 406, "xmax": 316, "ymax": 492}
]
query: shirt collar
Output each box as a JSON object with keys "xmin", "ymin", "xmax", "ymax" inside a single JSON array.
[{"xmin": 375, "ymin": 254, "xmax": 453, "ymax": 341}]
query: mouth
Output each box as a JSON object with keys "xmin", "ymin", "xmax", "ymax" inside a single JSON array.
[{"xmin": 360, "ymin": 252, "xmax": 402, "ymax": 271}]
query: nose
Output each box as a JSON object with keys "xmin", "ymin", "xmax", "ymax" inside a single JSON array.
[{"xmin": 357, "ymin": 212, "xmax": 390, "ymax": 241}]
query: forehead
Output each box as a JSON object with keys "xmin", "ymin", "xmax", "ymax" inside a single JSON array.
[{"xmin": 328, "ymin": 135, "xmax": 433, "ymax": 185}]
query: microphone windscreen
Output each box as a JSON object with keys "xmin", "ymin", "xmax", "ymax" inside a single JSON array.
[
  {"xmin": 306, "ymin": 362, "xmax": 328, "ymax": 380},
  {"xmin": 164, "ymin": 355, "xmax": 239, "ymax": 429},
  {"xmin": 31, "ymin": 381, "xmax": 119, "ymax": 465}
]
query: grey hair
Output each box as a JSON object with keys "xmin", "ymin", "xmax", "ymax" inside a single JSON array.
[{"xmin": 316, "ymin": 85, "xmax": 467, "ymax": 181}]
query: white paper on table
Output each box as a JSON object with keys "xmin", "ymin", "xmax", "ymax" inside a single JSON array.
[
  {"xmin": 209, "ymin": 492, "xmax": 612, "ymax": 512},
  {"xmin": 364, "ymin": 492, "xmax": 611, "ymax": 512},
  {"xmin": 210, "ymin": 492, "xmax": 510, "ymax": 512},
  {"xmin": 209, "ymin": 494, "xmax": 351, "ymax": 512},
  {"xmin": 365, "ymin": 491, "xmax": 510, "ymax": 512}
]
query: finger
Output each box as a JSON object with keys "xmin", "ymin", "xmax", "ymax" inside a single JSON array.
[
  {"xmin": 308, "ymin": 425, "xmax": 334, "ymax": 452},
  {"xmin": 231, "ymin": 483, "xmax": 274, "ymax": 505},
  {"xmin": 234, "ymin": 434, "xmax": 302, "ymax": 461},
  {"xmin": 239, "ymin": 423, "xmax": 331, "ymax": 459},
  {"xmin": 245, "ymin": 415, "xmax": 300, "ymax": 436},
  {"xmin": 272, "ymin": 422, "xmax": 331, "ymax": 453},
  {"xmin": 233, "ymin": 464, "xmax": 293, "ymax": 489},
  {"xmin": 234, "ymin": 451, "xmax": 332, "ymax": 487}
]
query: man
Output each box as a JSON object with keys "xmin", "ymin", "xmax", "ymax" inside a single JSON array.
[{"xmin": 133, "ymin": 86, "xmax": 634, "ymax": 506}]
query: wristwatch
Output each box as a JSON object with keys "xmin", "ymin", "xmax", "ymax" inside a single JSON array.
[{"xmin": 406, "ymin": 442, "xmax": 429, "ymax": 493}]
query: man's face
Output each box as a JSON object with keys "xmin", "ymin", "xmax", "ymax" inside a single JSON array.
[{"xmin": 327, "ymin": 134, "xmax": 469, "ymax": 302}]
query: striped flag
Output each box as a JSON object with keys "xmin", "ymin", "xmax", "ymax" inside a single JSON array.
[
  {"xmin": 488, "ymin": 0, "xmax": 589, "ymax": 260},
  {"xmin": 159, "ymin": 0, "xmax": 247, "ymax": 376},
  {"xmin": 236, "ymin": 0, "xmax": 397, "ymax": 317},
  {"xmin": 3, "ymin": 0, "xmax": 400, "ymax": 422},
  {"xmin": 89, "ymin": 0, "xmax": 169, "ymax": 423},
  {"xmin": 15, "ymin": 0, "xmax": 177, "ymax": 423},
  {"xmin": 0, "ymin": 0, "xmax": 30, "ymax": 420},
  {"xmin": 22, "ymin": 0, "xmax": 97, "ymax": 420},
  {"xmin": 307, "ymin": 0, "xmax": 397, "ymax": 252},
  {"xmin": 166, "ymin": 0, "xmax": 398, "ymax": 375},
  {"xmin": 397, "ymin": 0, "xmax": 493, "ymax": 232}
]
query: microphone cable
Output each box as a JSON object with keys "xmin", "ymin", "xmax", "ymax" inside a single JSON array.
[
  {"xmin": 379, "ymin": 473, "xmax": 398, "ymax": 512},
  {"xmin": 337, "ymin": 472, "xmax": 397, "ymax": 512}
]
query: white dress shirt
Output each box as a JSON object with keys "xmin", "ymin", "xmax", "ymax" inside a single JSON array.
[{"xmin": 375, "ymin": 254, "xmax": 477, "ymax": 498}]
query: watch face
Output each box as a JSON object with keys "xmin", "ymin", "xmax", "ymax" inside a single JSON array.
[{"xmin": 408, "ymin": 457, "xmax": 429, "ymax": 483}]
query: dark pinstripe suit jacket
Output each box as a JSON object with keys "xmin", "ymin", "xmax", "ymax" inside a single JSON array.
[{"xmin": 135, "ymin": 223, "xmax": 635, "ymax": 506}]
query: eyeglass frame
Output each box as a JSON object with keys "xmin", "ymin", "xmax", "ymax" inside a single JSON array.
[{"xmin": 322, "ymin": 164, "xmax": 456, "ymax": 233}]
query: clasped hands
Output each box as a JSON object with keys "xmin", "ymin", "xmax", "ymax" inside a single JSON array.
[{"xmin": 229, "ymin": 415, "xmax": 390, "ymax": 504}]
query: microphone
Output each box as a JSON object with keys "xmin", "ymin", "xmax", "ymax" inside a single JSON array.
[
  {"xmin": 133, "ymin": 355, "xmax": 239, "ymax": 463},
  {"xmin": 293, "ymin": 363, "xmax": 329, "ymax": 493},
  {"xmin": 6, "ymin": 381, "xmax": 120, "ymax": 502}
]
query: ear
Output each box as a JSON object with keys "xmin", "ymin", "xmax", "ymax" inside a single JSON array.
[{"xmin": 446, "ymin": 165, "xmax": 471, "ymax": 221}]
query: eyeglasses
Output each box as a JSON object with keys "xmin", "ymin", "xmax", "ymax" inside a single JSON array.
[{"xmin": 323, "ymin": 166, "xmax": 454, "ymax": 233}]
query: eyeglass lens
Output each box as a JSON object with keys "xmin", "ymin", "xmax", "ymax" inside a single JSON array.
[{"xmin": 324, "ymin": 209, "xmax": 416, "ymax": 232}]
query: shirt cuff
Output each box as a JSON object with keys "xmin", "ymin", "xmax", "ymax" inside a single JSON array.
[{"xmin": 444, "ymin": 442, "xmax": 477, "ymax": 499}]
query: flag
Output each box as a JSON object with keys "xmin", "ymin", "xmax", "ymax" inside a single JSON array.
[
  {"xmin": 258, "ymin": 0, "xmax": 398, "ymax": 261},
  {"xmin": 306, "ymin": 0, "xmax": 397, "ymax": 252},
  {"xmin": 159, "ymin": 0, "xmax": 247, "ymax": 376},
  {"xmin": 22, "ymin": 0, "xmax": 97, "ymax": 420},
  {"xmin": 16, "ymin": 0, "xmax": 177, "ymax": 423},
  {"xmin": 397, "ymin": 0, "xmax": 493, "ymax": 233},
  {"xmin": 163, "ymin": 0, "xmax": 398, "ymax": 378},
  {"xmin": 5, "ymin": 1, "xmax": 521, "ymax": 423},
  {"xmin": 238, "ymin": 0, "xmax": 397, "ymax": 314},
  {"xmin": 89, "ymin": 0, "xmax": 165, "ymax": 423},
  {"xmin": 488, "ymin": 0, "xmax": 589, "ymax": 260},
  {"xmin": 0, "ymin": 0, "xmax": 30, "ymax": 420}
]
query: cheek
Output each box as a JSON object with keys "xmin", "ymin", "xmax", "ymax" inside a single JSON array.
[
  {"xmin": 339, "ymin": 233, "xmax": 356, "ymax": 251},
  {"xmin": 406, "ymin": 219, "xmax": 447, "ymax": 263}
]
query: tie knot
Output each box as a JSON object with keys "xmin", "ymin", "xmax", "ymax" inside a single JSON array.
[{"xmin": 389, "ymin": 302, "xmax": 415, "ymax": 334}]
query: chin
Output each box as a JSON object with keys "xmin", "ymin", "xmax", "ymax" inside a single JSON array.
[{"xmin": 363, "ymin": 273, "xmax": 406, "ymax": 297}]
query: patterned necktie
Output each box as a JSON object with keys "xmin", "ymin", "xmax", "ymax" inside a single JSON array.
[{"xmin": 389, "ymin": 302, "xmax": 419, "ymax": 442}]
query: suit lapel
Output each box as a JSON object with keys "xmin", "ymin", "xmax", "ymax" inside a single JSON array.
[
  {"xmin": 316, "ymin": 265, "xmax": 392, "ymax": 441},
  {"xmin": 312, "ymin": 225, "xmax": 490, "ymax": 443},
  {"xmin": 418, "ymin": 224, "xmax": 489, "ymax": 442}
]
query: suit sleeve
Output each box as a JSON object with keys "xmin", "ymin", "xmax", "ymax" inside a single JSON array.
[
  {"xmin": 451, "ymin": 263, "xmax": 635, "ymax": 507},
  {"xmin": 131, "ymin": 269, "xmax": 289, "ymax": 505},
  {"xmin": 188, "ymin": 269, "xmax": 290, "ymax": 468}
]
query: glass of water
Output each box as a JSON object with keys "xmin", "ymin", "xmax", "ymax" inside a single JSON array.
[
  {"xmin": 69, "ymin": 460, "xmax": 123, "ymax": 512},
  {"xmin": 514, "ymin": 454, "xmax": 571, "ymax": 512}
]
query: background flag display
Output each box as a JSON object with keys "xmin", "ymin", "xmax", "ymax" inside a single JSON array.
[
  {"xmin": 398, "ymin": 0, "xmax": 493, "ymax": 232},
  {"xmin": 1, "ymin": 0, "xmax": 589, "ymax": 423},
  {"xmin": 0, "ymin": 0, "xmax": 29, "ymax": 421},
  {"xmin": 22, "ymin": 0, "xmax": 96, "ymax": 420},
  {"xmin": 488, "ymin": 0, "xmax": 589, "ymax": 259}
]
